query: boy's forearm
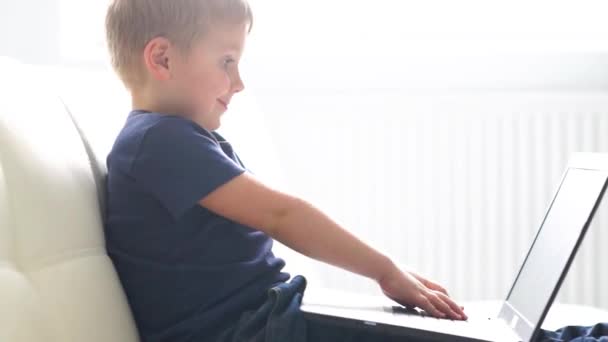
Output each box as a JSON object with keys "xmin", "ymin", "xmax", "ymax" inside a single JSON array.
[{"xmin": 271, "ymin": 197, "xmax": 397, "ymax": 283}]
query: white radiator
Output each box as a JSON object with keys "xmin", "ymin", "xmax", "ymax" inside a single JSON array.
[{"xmin": 234, "ymin": 90, "xmax": 608, "ymax": 309}]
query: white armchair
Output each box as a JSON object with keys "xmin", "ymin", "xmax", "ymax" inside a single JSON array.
[{"xmin": 0, "ymin": 57, "xmax": 140, "ymax": 342}]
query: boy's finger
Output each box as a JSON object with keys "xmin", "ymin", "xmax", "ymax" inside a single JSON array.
[
  {"xmin": 432, "ymin": 283, "xmax": 449, "ymax": 296},
  {"xmin": 429, "ymin": 294, "xmax": 461, "ymax": 320},
  {"xmin": 412, "ymin": 273, "xmax": 449, "ymax": 296},
  {"xmin": 419, "ymin": 296, "xmax": 445, "ymax": 319},
  {"xmin": 425, "ymin": 281, "xmax": 448, "ymax": 296},
  {"xmin": 437, "ymin": 292, "xmax": 467, "ymax": 320}
]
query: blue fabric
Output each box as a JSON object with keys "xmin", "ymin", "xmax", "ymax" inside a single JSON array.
[
  {"xmin": 537, "ymin": 324, "xmax": 608, "ymax": 341},
  {"xmin": 104, "ymin": 111, "xmax": 289, "ymax": 342},
  {"xmin": 210, "ymin": 275, "xmax": 408, "ymax": 342},
  {"xmin": 211, "ymin": 275, "xmax": 608, "ymax": 342}
]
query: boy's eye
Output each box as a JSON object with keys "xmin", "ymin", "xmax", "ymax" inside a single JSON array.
[{"xmin": 223, "ymin": 58, "xmax": 235, "ymax": 67}]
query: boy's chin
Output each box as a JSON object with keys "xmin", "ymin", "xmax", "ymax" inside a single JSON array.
[
  {"xmin": 189, "ymin": 115, "xmax": 221, "ymax": 132},
  {"xmin": 207, "ymin": 117, "xmax": 222, "ymax": 131}
]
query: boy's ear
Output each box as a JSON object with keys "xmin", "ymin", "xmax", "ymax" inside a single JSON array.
[{"xmin": 143, "ymin": 37, "xmax": 173, "ymax": 81}]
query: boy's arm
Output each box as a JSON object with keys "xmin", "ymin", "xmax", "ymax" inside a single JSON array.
[{"xmin": 199, "ymin": 172, "xmax": 466, "ymax": 320}]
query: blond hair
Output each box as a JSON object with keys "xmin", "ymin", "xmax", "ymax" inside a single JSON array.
[{"xmin": 106, "ymin": 0, "xmax": 252, "ymax": 90}]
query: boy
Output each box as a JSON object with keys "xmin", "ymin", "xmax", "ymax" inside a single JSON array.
[
  {"xmin": 103, "ymin": 1, "xmax": 467, "ymax": 341},
  {"xmin": 104, "ymin": 1, "xmax": 608, "ymax": 341}
]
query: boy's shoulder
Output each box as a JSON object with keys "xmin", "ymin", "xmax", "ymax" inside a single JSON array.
[
  {"xmin": 115, "ymin": 112, "xmax": 218, "ymax": 150},
  {"xmin": 122, "ymin": 111, "xmax": 209, "ymax": 139},
  {"xmin": 109, "ymin": 111, "xmax": 231, "ymax": 170}
]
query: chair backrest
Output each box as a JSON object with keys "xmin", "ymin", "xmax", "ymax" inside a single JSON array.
[{"xmin": 0, "ymin": 57, "xmax": 139, "ymax": 342}]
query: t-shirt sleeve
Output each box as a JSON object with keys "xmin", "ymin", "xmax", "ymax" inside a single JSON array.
[{"xmin": 130, "ymin": 118, "xmax": 245, "ymax": 219}]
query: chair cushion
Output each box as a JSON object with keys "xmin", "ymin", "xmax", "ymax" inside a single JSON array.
[{"xmin": 0, "ymin": 57, "xmax": 139, "ymax": 342}]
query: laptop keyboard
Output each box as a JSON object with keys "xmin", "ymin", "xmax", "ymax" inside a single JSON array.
[
  {"xmin": 389, "ymin": 305, "xmax": 504, "ymax": 339},
  {"xmin": 391, "ymin": 305, "xmax": 443, "ymax": 318},
  {"xmin": 390, "ymin": 306, "xmax": 477, "ymax": 324}
]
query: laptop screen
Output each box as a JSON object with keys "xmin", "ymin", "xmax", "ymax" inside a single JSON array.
[{"xmin": 504, "ymin": 167, "xmax": 608, "ymax": 338}]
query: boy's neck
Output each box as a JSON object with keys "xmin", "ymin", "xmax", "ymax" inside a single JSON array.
[
  {"xmin": 131, "ymin": 87, "xmax": 181, "ymax": 117},
  {"xmin": 131, "ymin": 87, "xmax": 212, "ymax": 130}
]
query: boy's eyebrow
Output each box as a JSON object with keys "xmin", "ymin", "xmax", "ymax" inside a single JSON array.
[
  {"xmin": 222, "ymin": 44, "xmax": 242, "ymax": 53},
  {"xmin": 216, "ymin": 36, "xmax": 244, "ymax": 53},
  {"xmin": 224, "ymin": 48, "xmax": 240, "ymax": 55},
  {"xmin": 221, "ymin": 46, "xmax": 244, "ymax": 59}
]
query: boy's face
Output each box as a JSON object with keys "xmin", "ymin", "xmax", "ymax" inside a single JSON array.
[{"xmin": 170, "ymin": 22, "xmax": 247, "ymax": 131}]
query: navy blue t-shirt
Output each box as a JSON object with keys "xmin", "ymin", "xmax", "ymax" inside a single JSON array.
[{"xmin": 104, "ymin": 110, "xmax": 289, "ymax": 342}]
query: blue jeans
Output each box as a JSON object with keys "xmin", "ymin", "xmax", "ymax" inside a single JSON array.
[
  {"xmin": 210, "ymin": 275, "xmax": 608, "ymax": 342},
  {"xmin": 536, "ymin": 324, "xmax": 608, "ymax": 341}
]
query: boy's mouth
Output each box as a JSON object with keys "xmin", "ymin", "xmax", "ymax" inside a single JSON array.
[{"xmin": 217, "ymin": 99, "xmax": 228, "ymax": 109}]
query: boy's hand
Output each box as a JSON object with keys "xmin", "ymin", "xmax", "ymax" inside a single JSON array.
[{"xmin": 378, "ymin": 267, "xmax": 467, "ymax": 320}]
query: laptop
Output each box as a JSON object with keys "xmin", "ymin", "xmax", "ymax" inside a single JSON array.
[{"xmin": 300, "ymin": 152, "xmax": 608, "ymax": 342}]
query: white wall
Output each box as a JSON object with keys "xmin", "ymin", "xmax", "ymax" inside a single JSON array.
[{"xmin": 0, "ymin": 1, "xmax": 62, "ymax": 64}]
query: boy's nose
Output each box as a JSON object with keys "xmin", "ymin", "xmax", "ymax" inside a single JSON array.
[{"xmin": 231, "ymin": 72, "xmax": 245, "ymax": 93}]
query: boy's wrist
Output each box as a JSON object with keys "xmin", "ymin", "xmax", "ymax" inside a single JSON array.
[{"xmin": 374, "ymin": 256, "xmax": 399, "ymax": 284}]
